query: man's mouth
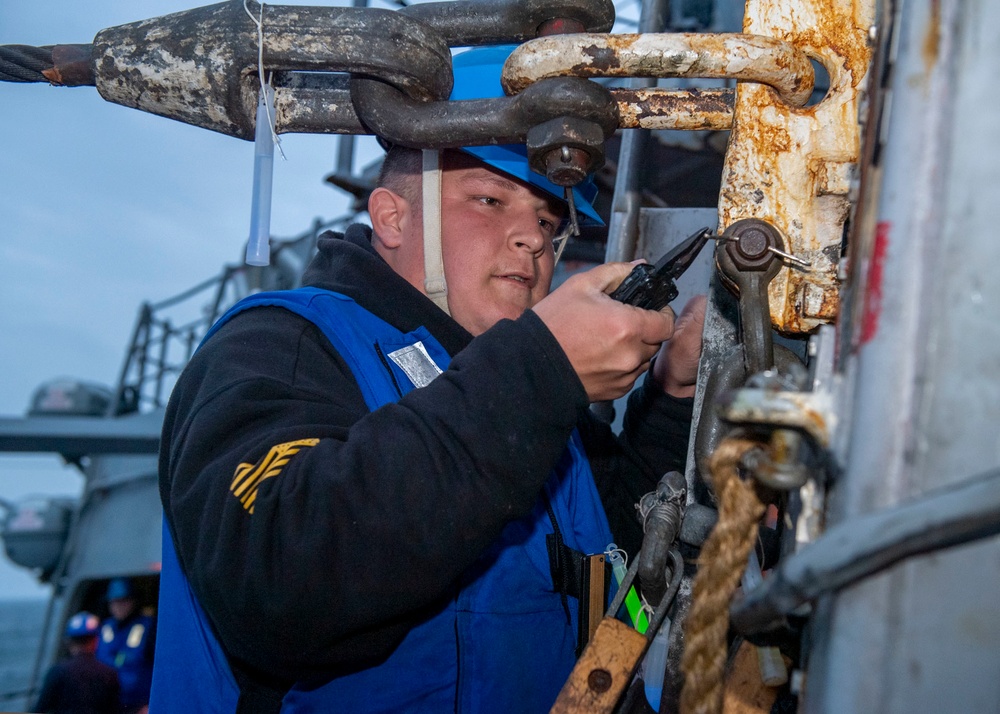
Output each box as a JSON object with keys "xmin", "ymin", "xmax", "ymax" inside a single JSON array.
[{"xmin": 498, "ymin": 271, "xmax": 534, "ymax": 288}]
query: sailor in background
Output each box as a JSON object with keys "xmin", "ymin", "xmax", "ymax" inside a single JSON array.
[
  {"xmin": 34, "ymin": 611, "xmax": 120, "ymax": 714},
  {"xmin": 96, "ymin": 578, "xmax": 155, "ymax": 714}
]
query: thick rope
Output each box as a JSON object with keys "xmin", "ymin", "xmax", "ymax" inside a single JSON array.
[{"xmin": 680, "ymin": 437, "xmax": 767, "ymax": 714}]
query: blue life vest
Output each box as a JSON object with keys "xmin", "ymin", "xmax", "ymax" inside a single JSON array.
[
  {"xmin": 150, "ymin": 287, "xmax": 614, "ymax": 713},
  {"xmin": 97, "ymin": 614, "xmax": 154, "ymax": 709}
]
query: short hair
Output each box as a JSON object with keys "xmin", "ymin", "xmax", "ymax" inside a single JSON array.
[{"xmin": 376, "ymin": 145, "xmax": 423, "ymax": 208}]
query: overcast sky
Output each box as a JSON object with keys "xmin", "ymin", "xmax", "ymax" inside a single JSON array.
[{"xmin": 0, "ymin": 0, "xmax": 379, "ymax": 599}]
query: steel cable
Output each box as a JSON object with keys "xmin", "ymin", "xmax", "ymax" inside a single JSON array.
[{"xmin": 0, "ymin": 44, "xmax": 55, "ymax": 83}]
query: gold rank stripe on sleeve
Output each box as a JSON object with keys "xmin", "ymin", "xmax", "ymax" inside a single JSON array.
[{"xmin": 230, "ymin": 438, "xmax": 320, "ymax": 513}]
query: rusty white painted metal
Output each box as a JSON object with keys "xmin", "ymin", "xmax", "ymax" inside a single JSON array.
[
  {"xmin": 502, "ymin": 32, "xmax": 815, "ymax": 106},
  {"xmin": 716, "ymin": 0, "xmax": 875, "ymax": 333}
]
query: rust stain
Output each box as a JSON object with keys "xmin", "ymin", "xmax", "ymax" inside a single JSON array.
[
  {"xmin": 922, "ymin": 0, "xmax": 941, "ymax": 73},
  {"xmin": 599, "ymin": 34, "xmax": 640, "ymax": 52},
  {"xmin": 580, "ymin": 45, "xmax": 621, "ymax": 72},
  {"xmin": 613, "ymin": 87, "xmax": 734, "ymax": 130},
  {"xmin": 802, "ymin": 404, "xmax": 830, "ymax": 446}
]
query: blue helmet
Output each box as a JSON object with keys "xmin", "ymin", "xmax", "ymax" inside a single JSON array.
[
  {"xmin": 65, "ymin": 611, "xmax": 100, "ymax": 638},
  {"xmin": 105, "ymin": 577, "xmax": 134, "ymax": 601},
  {"xmin": 450, "ymin": 45, "xmax": 604, "ymax": 227}
]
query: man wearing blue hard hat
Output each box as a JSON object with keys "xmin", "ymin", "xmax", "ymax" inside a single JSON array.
[
  {"xmin": 97, "ymin": 578, "xmax": 155, "ymax": 714},
  {"xmin": 152, "ymin": 44, "xmax": 704, "ymax": 713},
  {"xmin": 34, "ymin": 611, "xmax": 120, "ymax": 714}
]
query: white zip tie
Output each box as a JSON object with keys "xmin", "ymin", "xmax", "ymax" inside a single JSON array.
[{"xmin": 243, "ymin": 0, "xmax": 286, "ymax": 160}]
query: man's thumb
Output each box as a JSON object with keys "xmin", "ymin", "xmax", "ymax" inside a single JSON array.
[{"xmin": 591, "ymin": 261, "xmax": 638, "ymax": 294}]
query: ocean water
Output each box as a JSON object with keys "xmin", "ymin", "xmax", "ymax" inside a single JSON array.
[{"xmin": 0, "ymin": 598, "xmax": 48, "ymax": 713}]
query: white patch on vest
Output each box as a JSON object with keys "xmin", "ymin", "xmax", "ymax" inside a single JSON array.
[
  {"xmin": 387, "ymin": 342, "xmax": 442, "ymax": 388},
  {"xmin": 127, "ymin": 623, "xmax": 145, "ymax": 648}
]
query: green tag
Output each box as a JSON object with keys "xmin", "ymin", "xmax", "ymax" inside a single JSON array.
[{"xmin": 625, "ymin": 586, "xmax": 649, "ymax": 635}]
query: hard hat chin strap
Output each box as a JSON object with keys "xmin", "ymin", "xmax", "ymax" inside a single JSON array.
[{"xmin": 422, "ymin": 149, "xmax": 450, "ymax": 315}]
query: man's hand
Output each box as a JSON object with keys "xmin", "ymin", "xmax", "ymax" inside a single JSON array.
[
  {"xmin": 651, "ymin": 294, "xmax": 706, "ymax": 398},
  {"xmin": 532, "ymin": 262, "xmax": 676, "ymax": 402}
]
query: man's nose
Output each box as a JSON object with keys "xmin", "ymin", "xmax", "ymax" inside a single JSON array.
[{"xmin": 509, "ymin": 210, "xmax": 547, "ymax": 255}]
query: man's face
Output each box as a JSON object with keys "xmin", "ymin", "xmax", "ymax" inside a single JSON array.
[
  {"xmin": 431, "ymin": 156, "xmax": 564, "ymax": 335},
  {"xmin": 109, "ymin": 597, "xmax": 135, "ymax": 622}
]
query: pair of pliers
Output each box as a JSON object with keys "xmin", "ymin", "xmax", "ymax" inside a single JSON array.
[{"xmin": 609, "ymin": 226, "xmax": 714, "ymax": 311}]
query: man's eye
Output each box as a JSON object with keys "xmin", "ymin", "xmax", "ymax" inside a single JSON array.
[{"xmin": 477, "ymin": 196, "xmax": 499, "ymax": 206}]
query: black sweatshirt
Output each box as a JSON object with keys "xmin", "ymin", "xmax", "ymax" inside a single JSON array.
[{"xmin": 159, "ymin": 226, "xmax": 692, "ymax": 684}]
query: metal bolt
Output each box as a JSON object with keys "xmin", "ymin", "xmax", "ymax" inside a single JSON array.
[
  {"xmin": 527, "ymin": 117, "xmax": 606, "ymax": 188},
  {"xmin": 544, "ymin": 146, "xmax": 590, "ymax": 187},
  {"xmin": 735, "ymin": 227, "xmax": 771, "ymax": 261},
  {"xmin": 723, "ymin": 219, "xmax": 786, "ymax": 271},
  {"xmin": 587, "ymin": 668, "xmax": 613, "ymax": 693}
]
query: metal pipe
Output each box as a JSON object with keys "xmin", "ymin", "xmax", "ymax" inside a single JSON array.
[
  {"xmin": 503, "ymin": 33, "xmax": 816, "ymax": 107},
  {"xmin": 730, "ymin": 467, "xmax": 1000, "ymax": 636}
]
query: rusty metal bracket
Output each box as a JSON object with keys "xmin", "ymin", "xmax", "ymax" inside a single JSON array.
[
  {"xmin": 716, "ymin": 0, "xmax": 875, "ymax": 333},
  {"xmin": 503, "ymin": 32, "xmax": 816, "ymax": 106}
]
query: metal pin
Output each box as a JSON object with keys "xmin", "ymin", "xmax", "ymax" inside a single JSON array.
[
  {"xmin": 767, "ymin": 245, "xmax": 812, "ymax": 268},
  {"xmin": 564, "ymin": 187, "xmax": 581, "ymax": 237}
]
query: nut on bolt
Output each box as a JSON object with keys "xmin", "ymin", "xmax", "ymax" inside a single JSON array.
[
  {"xmin": 723, "ymin": 218, "xmax": 785, "ymax": 271},
  {"xmin": 526, "ymin": 116, "xmax": 605, "ymax": 187}
]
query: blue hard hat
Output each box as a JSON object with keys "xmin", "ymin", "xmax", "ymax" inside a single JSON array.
[
  {"xmin": 450, "ymin": 45, "xmax": 604, "ymax": 227},
  {"xmin": 105, "ymin": 577, "xmax": 133, "ymax": 601},
  {"xmin": 65, "ymin": 611, "xmax": 100, "ymax": 638}
]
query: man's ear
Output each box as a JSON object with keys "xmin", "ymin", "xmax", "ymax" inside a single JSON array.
[{"xmin": 368, "ymin": 187, "xmax": 411, "ymax": 249}]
